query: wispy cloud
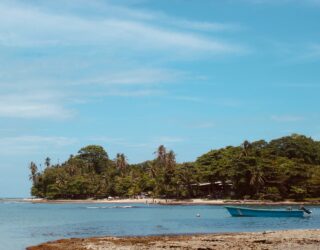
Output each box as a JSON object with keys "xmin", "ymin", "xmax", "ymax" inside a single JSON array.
[
  {"xmin": 88, "ymin": 136, "xmax": 151, "ymax": 149},
  {"xmin": 0, "ymin": 1, "xmax": 242, "ymax": 54},
  {"xmin": 171, "ymin": 96, "xmax": 205, "ymax": 103},
  {"xmin": 90, "ymin": 135, "xmax": 185, "ymax": 146},
  {"xmin": 103, "ymin": 89, "xmax": 163, "ymax": 97},
  {"xmin": 285, "ymin": 43, "xmax": 320, "ymax": 64},
  {"xmin": 235, "ymin": 0, "xmax": 320, "ymax": 6},
  {"xmin": 0, "ymin": 135, "xmax": 77, "ymax": 155},
  {"xmin": 189, "ymin": 122, "xmax": 215, "ymax": 129},
  {"xmin": 262, "ymin": 40, "xmax": 320, "ymax": 65},
  {"xmin": 87, "ymin": 136, "xmax": 185, "ymax": 156},
  {"xmin": 213, "ymin": 98, "xmax": 243, "ymax": 107},
  {"xmin": 169, "ymin": 20, "xmax": 242, "ymax": 32},
  {"xmin": 0, "ymin": 92, "xmax": 74, "ymax": 119},
  {"xmin": 298, "ymin": 43, "xmax": 320, "ymax": 62},
  {"xmin": 0, "ymin": 0, "xmax": 246, "ymax": 119},
  {"xmin": 156, "ymin": 136, "xmax": 185, "ymax": 144},
  {"xmin": 77, "ymin": 69, "xmax": 183, "ymax": 86},
  {"xmin": 271, "ymin": 115, "xmax": 304, "ymax": 122},
  {"xmin": 278, "ymin": 83, "xmax": 320, "ymax": 88}
]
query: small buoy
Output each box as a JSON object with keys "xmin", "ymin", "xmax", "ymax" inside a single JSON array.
[{"xmin": 196, "ymin": 213, "xmax": 200, "ymax": 217}]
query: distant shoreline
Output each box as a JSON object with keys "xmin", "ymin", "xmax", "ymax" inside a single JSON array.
[
  {"xmin": 27, "ymin": 229, "xmax": 320, "ymax": 250},
  {"xmin": 22, "ymin": 198, "xmax": 320, "ymax": 205}
]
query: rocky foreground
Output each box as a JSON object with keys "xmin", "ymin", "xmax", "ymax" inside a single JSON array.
[{"xmin": 27, "ymin": 229, "xmax": 320, "ymax": 250}]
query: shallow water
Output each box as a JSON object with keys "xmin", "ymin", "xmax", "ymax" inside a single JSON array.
[{"xmin": 0, "ymin": 201, "xmax": 319, "ymax": 250}]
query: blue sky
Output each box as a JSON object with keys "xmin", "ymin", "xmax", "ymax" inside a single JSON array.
[{"xmin": 1, "ymin": 0, "xmax": 320, "ymax": 197}]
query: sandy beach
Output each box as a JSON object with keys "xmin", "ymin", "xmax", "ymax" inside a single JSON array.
[
  {"xmin": 24, "ymin": 198, "xmax": 320, "ymax": 206},
  {"xmin": 27, "ymin": 229, "xmax": 320, "ymax": 250}
]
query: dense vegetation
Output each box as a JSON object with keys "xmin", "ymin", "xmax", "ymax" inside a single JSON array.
[{"xmin": 29, "ymin": 134, "xmax": 320, "ymax": 201}]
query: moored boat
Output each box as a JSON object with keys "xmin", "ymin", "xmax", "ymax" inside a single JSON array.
[{"xmin": 225, "ymin": 206, "xmax": 310, "ymax": 217}]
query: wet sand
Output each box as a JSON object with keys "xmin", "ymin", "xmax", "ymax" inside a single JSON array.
[{"xmin": 27, "ymin": 229, "xmax": 320, "ymax": 250}]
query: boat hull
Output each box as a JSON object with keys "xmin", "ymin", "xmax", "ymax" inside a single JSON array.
[{"xmin": 225, "ymin": 206, "xmax": 304, "ymax": 217}]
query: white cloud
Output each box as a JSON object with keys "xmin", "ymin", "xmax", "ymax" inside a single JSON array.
[
  {"xmin": 190, "ymin": 122, "xmax": 215, "ymax": 129},
  {"xmin": 0, "ymin": 135, "xmax": 77, "ymax": 155},
  {"xmin": 156, "ymin": 136, "xmax": 185, "ymax": 144},
  {"xmin": 78, "ymin": 69, "xmax": 182, "ymax": 86},
  {"xmin": 0, "ymin": 0, "xmax": 246, "ymax": 119},
  {"xmin": 0, "ymin": 1, "xmax": 242, "ymax": 55},
  {"xmin": 279, "ymin": 83, "xmax": 320, "ymax": 88},
  {"xmin": 213, "ymin": 98, "xmax": 243, "ymax": 107},
  {"xmin": 266, "ymin": 41, "xmax": 320, "ymax": 65},
  {"xmin": 0, "ymin": 92, "xmax": 74, "ymax": 119},
  {"xmin": 271, "ymin": 115, "xmax": 304, "ymax": 122},
  {"xmin": 88, "ymin": 136, "xmax": 185, "ymax": 150},
  {"xmin": 2, "ymin": 135, "xmax": 76, "ymax": 146},
  {"xmin": 169, "ymin": 19, "xmax": 242, "ymax": 32},
  {"xmin": 236, "ymin": 0, "xmax": 320, "ymax": 5},
  {"xmin": 172, "ymin": 96, "xmax": 205, "ymax": 103},
  {"xmin": 0, "ymin": 103, "xmax": 72, "ymax": 119},
  {"xmin": 88, "ymin": 137, "xmax": 152, "ymax": 151},
  {"xmin": 102, "ymin": 89, "xmax": 164, "ymax": 97},
  {"xmin": 300, "ymin": 43, "xmax": 320, "ymax": 61},
  {"xmin": 0, "ymin": 68, "xmax": 173, "ymax": 118}
]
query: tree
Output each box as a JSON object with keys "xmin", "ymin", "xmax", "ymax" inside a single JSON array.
[
  {"xmin": 308, "ymin": 167, "xmax": 320, "ymax": 195},
  {"xmin": 156, "ymin": 145, "xmax": 167, "ymax": 167},
  {"xmin": 249, "ymin": 166, "xmax": 265, "ymax": 196},
  {"xmin": 175, "ymin": 163, "xmax": 196, "ymax": 198},
  {"xmin": 78, "ymin": 145, "xmax": 109, "ymax": 174},
  {"xmin": 166, "ymin": 150, "xmax": 176, "ymax": 170},
  {"xmin": 78, "ymin": 145, "xmax": 108, "ymax": 161},
  {"xmin": 45, "ymin": 157, "xmax": 51, "ymax": 168},
  {"xmin": 29, "ymin": 135, "xmax": 320, "ymax": 201},
  {"xmin": 239, "ymin": 140, "xmax": 252, "ymax": 158},
  {"xmin": 290, "ymin": 186, "xmax": 307, "ymax": 201},
  {"xmin": 29, "ymin": 162, "xmax": 38, "ymax": 185},
  {"xmin": 115, "ymin": 153, "xmax": 127, "ymax": 174}
]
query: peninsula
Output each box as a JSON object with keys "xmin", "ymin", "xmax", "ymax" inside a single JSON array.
[{"xmin": 29, "ymin": 134, "xmax": 320, "ymax": 202}]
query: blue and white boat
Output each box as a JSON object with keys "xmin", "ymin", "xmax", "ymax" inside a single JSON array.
[{"xmin": 225, "ymin": 206, "xmax": 311, "ymax": 218}]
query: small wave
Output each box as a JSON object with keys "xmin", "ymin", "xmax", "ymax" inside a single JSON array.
[
  {"xmin": 112, "ymin": 205, "xmax": 134, "ymax": 209},
  {"xmin": 86, "ymin": 205, "xmax": 134, "ymax": 209},
  {"xmin": 0, "ymin": 199, "xmax": 25, "ymax": 203}
]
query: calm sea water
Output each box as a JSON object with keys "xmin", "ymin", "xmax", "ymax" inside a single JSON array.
[{"xmin": 0, "ymin": 200, "xmax": 319, "ymax": 250}]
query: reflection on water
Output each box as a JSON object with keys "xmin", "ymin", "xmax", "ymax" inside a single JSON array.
[{"xmin": 0, "ymin": 201, "xmax": 319, "ymax": 250}]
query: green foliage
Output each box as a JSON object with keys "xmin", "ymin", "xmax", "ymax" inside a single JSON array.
[
  {"xmin": 261, "ymin": 187, "xmax": 282, "ymax": 201},
  {"xmin": 78, "ymin": 145, "xmax": 109, "ymax": 174},
  {"xmin": 29, "ymin": 134, "xmax": 320, "ymax": 201},
  {"xmin": 290, "ymin": 186, "xmax": 307, "ymax": 201}
]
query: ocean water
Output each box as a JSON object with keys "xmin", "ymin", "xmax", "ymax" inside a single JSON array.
[{"xmin": 0, "ymin": 200, "xmax": 319, "ymax": 250}]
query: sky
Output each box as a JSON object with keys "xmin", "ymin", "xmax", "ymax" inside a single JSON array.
[{"xmin": 1, "ymin": 0, "xmax": 320, "ymax": 197}]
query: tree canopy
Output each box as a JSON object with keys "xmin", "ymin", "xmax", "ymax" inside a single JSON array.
[{"xmin": 29, "ymin": 134, "xmax": 320, "ymax": 201}]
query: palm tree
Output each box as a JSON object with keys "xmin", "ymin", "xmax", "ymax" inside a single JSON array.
[
  {"xmin": 29, "ymin": 162, "xmax": 38, "ymax": 184},
  {"xmin": 156, "ymin": 145, "xmax": 167, "ymax": 167},
  {"xmin": 116, "ymin": 153, "xmax": 127, "ymax": 173},
  {"xmin": 166, "ymin": 150, "xmax": 176, "ymax": 170},
  {"xmin": 249, "ymin": 166, "xmax": 265, "ymax": 195},
  {"xmin": 45, "ymin": 157, "xmax": 51, "ymax": 168},
  {"xmin": 239, "ymin": 140, "xmax": 252, "ymax": 159},
  {"xmin": 242, "ymin": 140, "xmax": 252, "ymax": 157}
]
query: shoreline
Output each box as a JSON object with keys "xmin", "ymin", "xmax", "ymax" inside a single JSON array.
[
  {"xmin": 23, "ymin": 197, "xmax": 320, "ymax": 205},
  {"xmin": 27, "ymin": 229, "xmax": 320, "ymax": 250}
]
